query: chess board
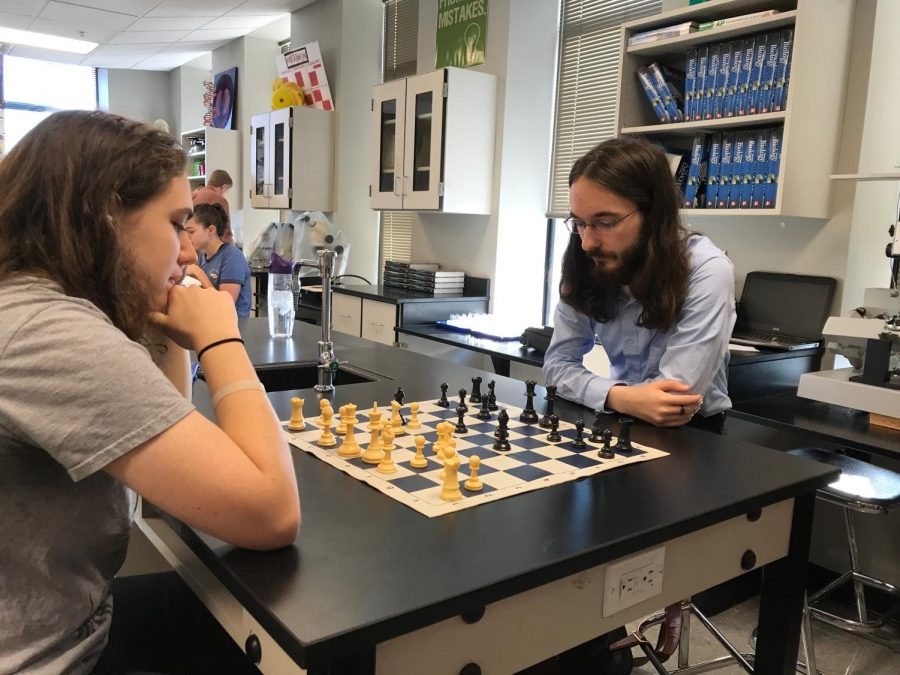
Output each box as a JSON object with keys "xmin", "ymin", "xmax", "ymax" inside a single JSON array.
[{"xmin": 285, "ymin": 401, "xmax": 668, "ymax": 518}]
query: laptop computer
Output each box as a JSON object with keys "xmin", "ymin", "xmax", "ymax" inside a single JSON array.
[{"xmin": 730, "ymin": 272, "xmax": 837, "ymax": 351}]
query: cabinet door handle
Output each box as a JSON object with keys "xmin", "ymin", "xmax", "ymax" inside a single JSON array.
[
  {"xmin": 337, "ymin": 313, "xmax": 352, "ymax": 319},
  {"xmin": 393, "ymin": 175, "xmax": 401, "ymax": 197},
  {"xmin": 368, "ymin": 322, "xmax": 384, "ymax": 328}
]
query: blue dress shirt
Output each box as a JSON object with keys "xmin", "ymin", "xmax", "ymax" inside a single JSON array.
[{"xmin": 543, "ymin": 235, "xmax": 736, "ymax": 417}]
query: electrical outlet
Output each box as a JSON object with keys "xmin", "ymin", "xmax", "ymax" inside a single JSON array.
[{"xmin": 602, "ymin": 546, "xmax": 665, "ymax": 617}]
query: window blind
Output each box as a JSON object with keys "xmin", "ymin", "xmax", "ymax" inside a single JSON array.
[
  {"xmin": 547, "ymin": 0, "xmax": 661, "ymax": 217},
  {"xmin": 379, "ymin": 0, "xmax": 418, "ymax": 277}
]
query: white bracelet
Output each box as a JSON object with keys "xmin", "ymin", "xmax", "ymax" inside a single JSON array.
[{"xmin": 211, "ymin": 379, "xmax": 266, "ymax": 407}]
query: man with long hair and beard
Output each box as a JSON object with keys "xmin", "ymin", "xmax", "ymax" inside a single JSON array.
[{"xmin": 544, "ymin": 136, "xmax": 735, "ymax": 433}]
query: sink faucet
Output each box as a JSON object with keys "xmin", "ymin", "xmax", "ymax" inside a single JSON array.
[{"xmin": 293, "ymin": 249, "xmax": 342, "ymax": 392}]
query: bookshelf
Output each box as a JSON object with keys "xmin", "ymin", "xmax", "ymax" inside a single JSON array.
[
  {"xmin": 614, "ymin": 0, "xmax": 853, "ymax": 218},
  {"xmin": 179, "ymin": 126, "xmax": 243, "ymax": 208}
]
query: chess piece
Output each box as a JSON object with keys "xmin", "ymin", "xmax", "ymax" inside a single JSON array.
[
  {"xmin": 367, "ymin": 402, "xmax": 380, "ymax": 429},
  {"xmin": 434, "ymin": 421, "xmax": 451, "ymax": 462},
  {"xmin": 316, "ymin": 398, "xmax": 329, "ymax": 426},
  {"xmin": 288, "ymin": 397, "xmax": 305, "ymax": 431},
  {"xmin": 390, "ymin": 400, "xmax": 406, "ymax": 436},
  {"xmin": 615, "ymin": 417, "xmax": 634, "ymax": 453},
  {"xmin": 571, "ymin": 420, "xmax": 587, "ymax": 450},
  {"xmin": 494, "ymin": 407, "xmax": 508, "ymax": 438},
  {"xmin": 410, "ymin": 435, "xmax": 428, "ymax": 468},
  {"xmin": 407, "ymin": 402, "xmax": 422, "ymax": 429},
  {"xmin": 547, "ymin": 414, "xmax": 561, "ymax": 443},
  {"xmin": 470, "ymin": 376, "xmax": 483, "ymax": 403},
  {"xmin": 600, "ymin": 428, "xmax": 615, "ymax": 459},
  {"xmin": 440, "ymin": 436, "xmax": 456, "ymax": 480},
  {"xmin": 338, "ymin": 408, "xmax": 361, "ymax": 457},
  {"xmin": 439, "ymin": 444, "xmax": 463, "ymax": 501},
  {"xmin": 464, "ymin": 455, "xmax": 483, "ymax": 491},
  {"xmin": 458, "ymin": 388, "xmax": 468, "ymax": 413},
  {"xmin": 394, "ymin": 387, "xmax": 407, "ymax": 425},
  {"xmin": 476, "ymin": 395, "xmax": 491, "ymax": 421},
  {"xmin": 437, "ymin": 382, "xmax": 450, "ymax": 407},
  {"xmin": 540, "ymin": 385, "xmax": 557, "ymax": 428},
  {"xmin": 362, "ymin": 410, "xmax": 385, "ymax": 463},
  {"xmin": 493, "ymin": 409, "xmax": 511, "ymax": 451},
  {"xmin": 455, "ymin": 404, "xmax": 468, "ymax": 434},
  {"xmin": 520, "ymin": 380, "xmax": 539, "ymax": 423},
  {"xmin": 487, "ymin": 380, "xmax": 498, "ymax": 411},
  {"xmin": 589, "ymin": 409, "xmax": 604, "ymax": 443},
  {"xmin": 335, "ymin": 404, "xmax": 348, "ymax": 435},
  {"xmin": 317, "ymin": 406, "xmax": 337, "ymax": 447},
  {"xmin": 377, "ymin": 442, "xmax": 397, "ymax": 474},
  {"xmin": 368, "ymin": 407, "xmax": 383, "ymax": 433},
  {"xmin": 349, "ymin": 403, "xmax": 360, "ymax": 425},
  {"xmin": 380, "ymin": 425, "xmax": 396, "ymax": 452}
]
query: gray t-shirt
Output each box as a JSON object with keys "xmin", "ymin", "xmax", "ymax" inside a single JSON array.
[{"xmin": 0, "ymin": 276, "xmax": 194, "ymax": 674}]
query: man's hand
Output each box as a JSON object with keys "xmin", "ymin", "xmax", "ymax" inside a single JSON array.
[{"xmin": 605, "ymin": 380, "xmax": 702, "ymax": 427}]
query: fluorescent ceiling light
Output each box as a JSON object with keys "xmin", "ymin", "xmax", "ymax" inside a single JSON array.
[{"xmin": 0, "ymin": 26, "xmax": 98, "ymax": 55}]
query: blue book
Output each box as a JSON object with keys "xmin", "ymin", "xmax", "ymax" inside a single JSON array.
[
  {"xmin": 705, "ymin": 134, "xmax": 722, "ymax": 207},
  {"xmin": 773, "ymin": 29, "xmax": 794, "ymax": 112},
  {"xmin": 751, "ymin": 130, "xmax": 769, "ymax": 208},
  {"xmin": 713, "ymin": 42, "xmax": 731, "ymax": 119},
  {"xmin": 747, "ymin": 36, "xmax": 769, "ymax": 115},
  {"xmin": 636, "ymin": 66, "xmax": 668, "ymax": 123},
  {"xmin": 739, "ymin": 132, "xmax": 758, "ymax": 208},
  {"xmin": 730, "ymin": 132, "xmax": 747, "ymax": 208},
  {"xmin": 735, "ymin": 38, "xmax": 756, "ymax": 116},
  {"xmin": 765, "ymin": 127, "xmax": 783, "ymax": 208},
  {"xmin": 685, "ymin": 50, "xmax": 698, "ymax": 120},
  {"xmin": 724, "ymin": 42, "xmax": 742, "ymax": 117},
  {"xmin": 717, "ymin": 133, "xmax": 734, "ymax": 208},
  {"xmin": 648, "ymin": 62, "xmax": 685, "ymax": 122},
  {"xmin": 694, "ymin": 46, "xmax": 709, "ymax": 121},
  {"xmin": 702, "ymin": 44, "xmax": 720, "ymax": 120},
  {"xmin": 683, "ymin": 133, "xmax": 708, "ymax": 208},
  {"xmin": 759, "ymin": 35, "xmax": 780, "ymax": 114}
]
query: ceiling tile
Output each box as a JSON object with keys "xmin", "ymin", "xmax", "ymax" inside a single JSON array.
[
  {"xmin": 88, "ymin": 42, "xmax": 168, "ymax": 55},
  {"xmin": 109, "ymin": 30, "xmax": 190, "ymax": 44},
  {"xmin": 81, "ymin": 53, "xmax": 144, "ymax": 68},
  {"xmin": 8, "ymin": 43, "xmax": 87, "ymax": 63},
  {"xmin": 124, "ymin": 16, "xmax": 209, "ymax": 31},
  {"xmin": 39, "ymin": 2, "xmax": 136, "ymax": 33},
  {"xmin": 179, "ymin": 27, "xmax": 246, "ymax": 42},
  {"xmin": 0, "ymin": 1, "xmax": 44, "ymax": 18},
  {"xmin": 147, "ymin": 0, "xmax": 243, "ymax": 18},
  {"xmin": 0, "ymin": 10, "xmax": 33, "ymax": 29},
  {"xmin": 201, "ymin": 14, "xmax": 280, "ymax": 30},
  {"xmin": 228, "ymin": 0, "xmax": 318, "ymax": 15},
  {"xmin": 29, "ymin": 17, "xmax": 119, "ymax": 43},
  {"xmin": 133, "ymin": 52, "xmax": 196, "ymax": 70},
  {"xmin": 162, "ymin": 40, "xmax": 226, "ymax": 53},
  {"xmin": 60, "ymin": 1, "xmax": 161, "ymax": 17}
]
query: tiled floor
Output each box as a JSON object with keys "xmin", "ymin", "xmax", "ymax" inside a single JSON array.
[{"xmin": 628, "ymin": 597, "xmax": 900, "ymax": 675}]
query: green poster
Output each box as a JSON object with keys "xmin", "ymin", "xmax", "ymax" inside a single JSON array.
[{"xmin": 435, "ymin": 0, "xmax": 488, "ymax": 69}]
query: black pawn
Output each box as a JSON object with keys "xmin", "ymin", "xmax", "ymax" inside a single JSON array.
[
  {"xmin": 540, "ymin": 384, "xmax": 557, "ymax": 428},
  {"xmin": 470, "ymin": 376, "xmax": 483, "ymax": 403},
  {"xmin": 571, "ymin": 419, "xmax": 587, "ymax": 450},
  {"xmin": 437, "ymin": 383, "xmax": 450, "ymax": 408},
  {"xmin": 615, "ymin": 417, "xmax": 634, "ymax": 453},
  {"xmin": 600, "ymin": 428, "xmax": 615, "ymax": 459},
  {"xmin": 455, "ymin": 405, "xmax": 468, "ymax": 434},
  {"xmin": 520, "ymin": 380, "xmax": 539, "ymax": 424},
  {"xmin": 493, "ymin": 409, "xmax": 511, "ymax": 451},
  {"xmin": 458, "ymin": 388, "xmax": 469, "ymax": 413},
  {"xmin": 547, "ymin": 414, "xmax": 562, "ymax": 443},
  {"xmin": 487, "ymin": 380, "xmax": 498, "ymax": 411},
  {"xmin": 588, "ymin": 409, "xmax": 604, "ymax": 443},
  {"xmin": 476, "ymin": 395, "xmax": 492, "ymax": 421},
  {"xmin": 394, "ymin": 387, "xmax": 407, "ymax": 425}
]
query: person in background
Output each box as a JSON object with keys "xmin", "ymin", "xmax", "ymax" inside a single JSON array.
[
  {"xmin": 543, "ymin": 136, "xmax": 736, "ymax": 434},
  {"xmin": 186, "ymin": 202, "xmax": 252, "ymax": 319},
  {"xmin": 192, "ymin": 168, "xmax": 234, "ymax": 244},
  {"xmin": 0, "ymin": 110, "xmax": 299, "ymax": 674}
]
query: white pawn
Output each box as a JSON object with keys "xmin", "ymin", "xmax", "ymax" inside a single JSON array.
[
  {"xmin": 377, "ymin": 442, "xmax": 397, "ymax": 474},
  {"xmin": 464, "ymin": 455, "xmax": 483, "ymax": 491},
  {"xmin": 318, "ymin": 406, "xmax": 337, "ymax": 447},
  {"xmin": 440, "ymin": 443, "xmax": 462, "ymax": 501},
  {"xmin": 440, "ymin": 436, "xmax": 457, "ymax": 481},
  {"xmin": 410, "ymin": 435, "xmax": 428, "ymax": 469},
  {"xmin": 335, "ymin": 404, "xmax": 348, "ymax": 435},
  {"xmin": 407, "ymin": 402, "xmax": 422, "ymax": 429},
  {"xmin": 288, "ymin": 397, "xmax": 305, "ymax": 431}
]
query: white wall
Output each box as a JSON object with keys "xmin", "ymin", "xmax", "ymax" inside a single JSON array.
[
  {"xmin": 168, "ymin": 58, "xmax": 211, "ymax": 137},
  {"xmin": 105, "ymin": 69, "xmax": 173, "ymax": 129}
]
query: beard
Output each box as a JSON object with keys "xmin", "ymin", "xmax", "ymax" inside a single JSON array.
[{"xmin": 585, "ymin": 238, "xmax": 646, "ymax": 288}]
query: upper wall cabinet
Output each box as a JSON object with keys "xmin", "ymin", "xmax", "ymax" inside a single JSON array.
[
  {"xmin": 250, "ymin": 105, "xmax": 334, "ymax": 211},
  {"xmin": 370, "ymin": 67, "xmax": 497, "ymax": 214}
]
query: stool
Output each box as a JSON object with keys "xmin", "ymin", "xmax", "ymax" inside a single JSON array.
[{"xmin": 787, "ymin": 447, "xmax": 900, "ymax": 634}]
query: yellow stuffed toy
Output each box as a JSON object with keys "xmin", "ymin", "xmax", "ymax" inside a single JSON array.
[{"xmin": 272, "ymin": 78, "xmax": 305, "ymax": 110}]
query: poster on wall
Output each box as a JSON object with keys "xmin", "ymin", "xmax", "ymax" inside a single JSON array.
[
  {"xmin": 212, "ymin": 67, "xmax": 238, "ymax": 129},
  {"xmin": 435, "ymin": 0, "xmax": 488, "ymax": 69},
  {"xmin": 276, "ymin": 41, "xmax": 334, "ymax": 112}
]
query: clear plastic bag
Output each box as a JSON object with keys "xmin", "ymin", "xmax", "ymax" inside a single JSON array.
[
  {"xmin": 245, "ymin": 222, "xmax": 279, "ymax": 269},
  {"xmin": 291, "ymin": 211, "xmax": 349, "ymax": 278}
]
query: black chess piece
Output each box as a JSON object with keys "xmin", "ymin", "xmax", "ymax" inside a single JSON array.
[
  {"xmin": 487, "ymin": 380, "xmax": 498, "ymax": 411},
  {"xmin": 437, "ymin": 383, "xmax": 450, "ymax": 407},
  {"xmin": 547, "ymin": 414, "xmax": 561, "ymax": 443},
  {"xmin": 571, "ymin": 419, "xmax": 587, "ymax": 449},
  {"xmin": 476, "ymin": 395, "xmax": 492, "ymax": 421},
  {"xmin": 470, "ymin": 376, "xmax": 483, "ymax": 403},
  {"xmin": 455, "ymin": 404, "xmax": 468, "ymax": 434},
  {"xmin": 589, "ymin": 409, "xmax": 604, "ymax": 443},
  {"xmin": 394, "ymin": 387, "xmax": 407, "ymax": 425},
  {"xmin": 493, "ymin": 409, "xmax": 511, "ymax": 451},
  {"xmin": 540, "ymin": 385, "xmax": 557, "ymax": 428},
  {"xmin": 614, "ymin": 417, "xmax": 634, "ymax": 453},
  {"xmin": 520, "ymin": 380, "xmax": 539, "ymax": 423},
  {"xmin": 458, "ymin": 388, "xmax": 469, "ymax": 413},
  {"xmin": 600, "ymin": 428, "xmax": 615, "ymax": 459}
]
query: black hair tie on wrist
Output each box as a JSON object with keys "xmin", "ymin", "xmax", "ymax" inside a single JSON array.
[{"xmin": 197, "ymin": 337, "xmax": 244, "ymax": 361}]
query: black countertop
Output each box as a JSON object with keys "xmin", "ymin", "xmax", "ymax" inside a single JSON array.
[
  {"xmin": 333, "ymin": 283, "xmax": 489, "ymax": 304},
  {"xmin": 181, "ymin": 319, "xmax": 838, "ymax": 669}
]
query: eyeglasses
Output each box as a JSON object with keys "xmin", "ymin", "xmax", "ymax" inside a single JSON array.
[{"xmin": 564, "ymin": 209, "xmax": 638, "ymax": 236}]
